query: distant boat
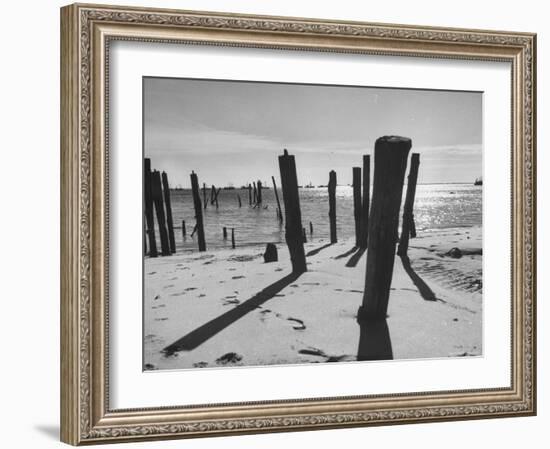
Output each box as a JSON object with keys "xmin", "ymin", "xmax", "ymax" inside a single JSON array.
[
  {"xmin": 305, "ymin": 182, "xmax": 314, "ymax": 189},
  {"xmin": 474, "ymin": 177, "xmax": 483, "ymax": 186}
]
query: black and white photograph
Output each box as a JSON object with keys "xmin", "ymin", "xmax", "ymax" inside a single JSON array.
[{"xmin": 142, "ymin": 77, "xmax": 483, "ymax": 371}]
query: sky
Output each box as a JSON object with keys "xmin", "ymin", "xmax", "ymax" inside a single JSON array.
[{"xmin": 144, "ymin": 77, "xmax": 482, "ymax": 188}]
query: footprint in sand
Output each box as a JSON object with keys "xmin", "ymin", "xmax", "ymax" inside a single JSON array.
[
  {"xmin": 198, "ymin": 294, "xmax": 206, "ymax": 298},
  {"xmin": 155, "ymin": 317, "xmax": 168, "ymax": 321},
  {"xmin": 153, "ymin": 294, "xmax": 160, "ymax": 300},
  {"xmin": 170, "ymin": 292, "xmax": 185, "ymax": 297},
  {"xmin": 147, "ymin": 271, "xmax": 157, "ymax": 275},
  {"xmin": 231, "ymin": 276, "xmax": 245, "ymax": 280},
  {"xmin": 185, "ymin": 287, "xmax": 197, "ymax": 291},
  {"xmin": 346, "ymin": 289, "xmax": 363, "ymax": 294},
  {"xmin": 163, "ymin": 284, "xmax": 174, "ymax": 289},
  {"xmin": 275, "ymin": 268, "xmax": 283, "ymax": 272},
  {"xmin": 287, "ymin": 317, "xmax": 306, "ymax": 330},
  {"xmin": 223, "ymin": 298, "xmax": 240, "ymax": 306}
]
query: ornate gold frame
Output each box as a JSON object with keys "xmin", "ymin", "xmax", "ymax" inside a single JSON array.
[{"xmin": 60, "ymin": 3, "xmax": 536, "ymax": 445}]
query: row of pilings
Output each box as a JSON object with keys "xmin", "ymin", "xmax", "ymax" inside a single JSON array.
[{"xmin": 145, "ymin": 135, "xmax": 421, "ymax": 321}]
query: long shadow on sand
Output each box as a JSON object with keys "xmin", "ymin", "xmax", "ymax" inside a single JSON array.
[
  {"xmin": 306, "ymin": 243, "xmax": 333, "ymax": 257},
  {"xmin": 163, "ymin": 272, "xmax": 302, "ymax": 355},
  {"xmin": 345, "ymin": 247, "xmax": 366, "ymax": 268},
  {"xmin": 334, "ymin": 246, "xmax": 358, "ymax": 260},
  {"xmin": 357, "ymin": 318, "xmax": 393, "ymax": 361},
  {"xmin": 400, "ymin": 255, "xmax": 437, "ymax": 301}
]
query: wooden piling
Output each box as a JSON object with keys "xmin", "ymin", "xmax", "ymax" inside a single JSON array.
[
  {"xmin": 182, "ymin": 220, "xmax": 186, "ymax": 238},
  {"xmin": 161, "ymin": 171, "xmax": 176, "ymax": 253},
  {"xmin": 309, "ymin": 221, "xmax": 313, "ymax": 235},
  {"xmin": 278, "ymin": 149, "xmax": 307, "ymax": 274},
  {"xmin": 257, "ymin": 180, "xmax": 262, "ymax": 204},
  {"xmin": 248, "ymin": 183, "xmax": 252, "ymax": 205},
  {"xmin": 272, "ymin": 176, "xmax": 283, "ymax": 223},
  {"xmin": 231, "ymin": 228, "xmax": 235, "ymax": 249},
  {"xmin": 237, "ymin": 194, "xmax": 242, "ymax": 208},
  {"xmin": 215, "ymin": 187, "xmax": 221, "ymax": 209},
  {"xmin": 190, "ymin": 171, "xmax": 206, "ymax": 252},
  {"xmin": 151, "ymin": 170, "xmax": 171, "ymax": 256},
  {"xmin": 328, "ymin": 170, "xmax": 337, "ymax": 244},
  {"xmin": 144, "ymin": 158, "xmax": 158, "ymax": 257},
  {"xmin": 353, "ymin": 166, "xmax": 362, "ymax": 247},
  {"xmin": 253, "ymin": 182, "xmax": 257, "ymax": 204},
  {"xmin": 359, "ymin": 136, "xmax": 412, "ymax": 321},
  {"xmin": 223, "ymin": 227, "xmax": 227, "ymax": 239},
  {"xmin": 397, "ymin": 153, "xmax": 420, "ymax": 256},
  {"xmin": 202, "ymin": 183, "xmax": 207, "ymax": 210},
  {"xmin": 210, "ymin": 185, "xmax": 216, "ymax": 205},
  {"xmin": 359, "ymin": 155, "xmax": 371, "ymax": 249},
  {"xmin": 302, "ymin": 227, "xmax": 307, "ymax": 243}
]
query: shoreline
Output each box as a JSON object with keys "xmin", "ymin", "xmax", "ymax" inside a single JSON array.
[{"xmin": 144, "ymin": 225, "xmax": 482, "ymax": 371}]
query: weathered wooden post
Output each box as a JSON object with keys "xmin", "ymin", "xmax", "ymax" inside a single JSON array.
[
  {"xmin": 278, "ymin": 149, "xmax": 307, "ymax": 274},
  {"xmin": 309, "ymin": 221, "xmax": 313, "ymax": 235},
  {"xmin": 231, "ymin": 228, "xmax": 236, "ymax": 249},
  {"xmin": 248, "ymin": 183, "xmax": 252, "ymax": 205},
  {"xmin": 151, "ymin": 170, "xmax": 171, "ymax": 256},
  {"xmin": 253, "ymin": 182, "xmax": 257, "ymax": 204},
  {"xmin": 182, "ymin": 220, "xmax": 186, "ymax": 238},
  {"xmin": 161, "ymin": 171, "xmax": 176, "ymax": 253},
  {"xmin": 397, "ymin": 153, "xmax": 420, "ymax": 256},
  {"xmin": 257, "ymin": 180, "xmax": 262, "ymax": 204},
  {"xmin": 272, "ymin": 176, "xmax": 283, "ymax": 223},
  {"xmin": 302, "ymin": 227, "xmax": 307, "ymax": 243},
  {"xmin": 359, "ymin": 136, "xmax": 412, "ymax": 321},
  {"xmin": 144, "ymin": 158, "xmax": 158, "ymax": 257},
  {"xmin": 353, "ymin": 166, "xmax": 362, "ymax": 247},
  {"xmin": 214, "ymin": 187, "xmax": 221, "ymax": 209},
  {"xmin": 190, "ymin": 171, "xmax": 206, "ymax": 252},
  {"xmin": 237, "ymin": 194, "xmax": 242, "ymax": 208},
  {"xmin": 223, "ymin": 227, "xmax": 227, "ymax": 239},
  {"xmin": 359, "ymin": 155, "xmax": 371, "ymax": 249},
  {"xmin": 202, "ymin": 183, "xmax": 207, "ymax": 210},
  {"xmin": 210, "ymin": 185, "xmax": 216, "ymax": 205},
  {"xmin": 328, "ymin": 170, "xmax": 337, "ymax": 244}
]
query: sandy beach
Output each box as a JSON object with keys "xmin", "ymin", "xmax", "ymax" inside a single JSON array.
[{"xmin": 143, "ymin": 226, "xmax": 482, "ymax": 371}]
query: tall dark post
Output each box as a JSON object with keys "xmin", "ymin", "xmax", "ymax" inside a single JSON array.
[
  {"xmin": 278, "ymin": 149, "xmax": 307, "ymax": 274},
  {"xmin": 352, "ymin": 167, "xmax": 362, "ymax": 247},
  {"xmin": 397, "ymin": 153, "xmax": 420, "ymax": 256},
  {"xmin": 328, "ymin": 170, "xmax": 337, "ymax": 244},
  {"xmin": 248, "ymin": 183, "xmax": 252, "ymax": 205},
  {"xmin": 161, "ymin": 171, "xmax": 176, "ymax": 253},
  {"xmin": 309, "ymin": 221, "xmax": 313, "ymax": 235},
  {"xmin": 144, "ymin": 158, "xmax": 158, "ymax": 257},
  {"xmin": 223, "ymin": 227, "xmax": 227, "ymax": 239},
  {"xmin": 213, "ymin": 187, "xmax": 221, "ymax": 209},
  {"xmin": 151, "ymin": 170, "xmax": 171, "ymax": 256},
  {"xmin": 210, "ymin": 185, "xmax": 216, "ymax": 205},
  {"xmin": 302, "ymin": 227, "xmax": 307, "ymax": 243},
  {"xmin": 253, "ymin": 182, "xmax": 257, "ymax": 204},
  {"xmin": 190, "ymin": 171, "xmax": 206, "ymax": 252},
  {"xmin": 272, "ymin": 176, "xmax": 283, "ymax": 223},
  {"xmin": 231, "ymin": 228, "xmax": 236, "ymax": 249},
  {"xmin": 257, "ymin": 180, "xmax": 262, "ymax": 204},
  {"xmin": 182, "ymin": 220, "xmax": 186, "ymax": 238},
  {"xmin": 237, "ymin": 194, "xmax": 242, "ymax": 208},
  {"xmin": 359, "ymin": 136, "xmax": 412, "ymax": 321},
  {"xmin": 202, "ymin": 183, "xmax": 207, "ymax": 210},
  {"xmin": 359, "ymin": 155, "xmax": 371, "ymax": 249}
]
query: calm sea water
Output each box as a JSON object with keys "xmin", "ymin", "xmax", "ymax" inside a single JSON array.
[{"xmin": 149, "ymin": 183, "xmax": 482, "ymax": 252}]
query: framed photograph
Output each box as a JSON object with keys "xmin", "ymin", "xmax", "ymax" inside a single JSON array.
[{"xmin": 60, "ymin": 3, "xmax": 536, "ymax": 445}]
